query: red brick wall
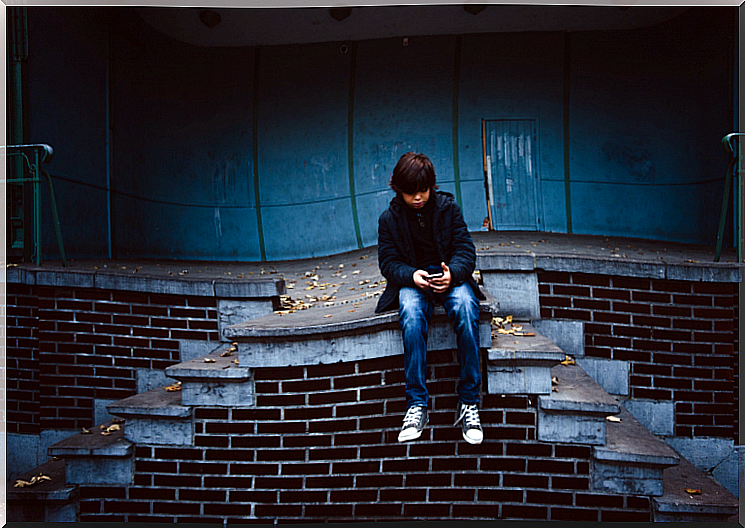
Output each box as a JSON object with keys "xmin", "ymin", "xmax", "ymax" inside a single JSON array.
[
  {"xmin": 7, "ymin": 284, "xmax": 41, "ymax": 434},
  {"xmin": 538, "ymin": 272, "xmax": 738, "ymax": 439},
  {"xmin": 77, "ymin": 351, "xmax": 652, "ymax": 523},
  {"xmin": 8, "ymin": 283, "xmax": 220, "ymax": 431}
]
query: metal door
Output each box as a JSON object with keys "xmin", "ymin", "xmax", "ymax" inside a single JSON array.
[{"xmin": 484, "ymin": 119, "xmax": 539, "ymax": 230}]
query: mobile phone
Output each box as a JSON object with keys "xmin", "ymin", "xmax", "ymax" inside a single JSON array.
[{"xmin": 425, "ymin": 272, "xmax": 444, "ymax": 280}]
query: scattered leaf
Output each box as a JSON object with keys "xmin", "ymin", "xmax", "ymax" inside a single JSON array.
[
  {"xmin": 204, "ymin": 357, "xmax": 216, "ymax": 363},
  {"xmin": 685, "ymin": 489, "xmax": 702, "ymax": 495},
  {"xmin": 112, "ymin": 418, "xmax": 125, "ymax": 424},
  {"xmin": 233, "ymin": 359, "xmax": 239, "ymax": 364},
  {"xmin": 606, "ymin": 416, "xmax": 622, "ymax": 423},
  {"xmin": 82, "ymin": 427, "xmax": 92, "ymax": 434},
  {"xmin": 165, "ymin": 381, "xmax": 182, "ymax": 392},
  {"xmin": 560, "ymin": 355, "xmax": 575, "ymax": 366},
  {"xmin": 551, "ymin": 376, "xmax": 559, "ymax": 385},
  {"xmin": 552, "ymin": 386, "xmax": 558, "ymax": 392},
  {"xmin": 13, "ymin": 474, "xmax": 52, "ymax": 488},
  {"xmin": 324, "ymin": 314, "xmax": 333, "ymax": 318}
]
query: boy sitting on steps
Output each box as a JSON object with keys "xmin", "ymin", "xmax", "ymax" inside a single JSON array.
[{"xmin": 375, "ymin": 152, "xmax": 485, "ymax": 445}]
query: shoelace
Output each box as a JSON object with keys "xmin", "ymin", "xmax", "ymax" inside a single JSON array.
[
  {"xmin": 454, "ymin": 404, "xmax": 481, "ymax": 428},
  {"xmin": 403, "ymin": 406, "xmax": 424, "ymax": 428}
]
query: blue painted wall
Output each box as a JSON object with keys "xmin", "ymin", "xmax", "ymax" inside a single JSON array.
[{"xmin": 23, "ymin": 7, "xmax": 735, "ymax": 262}]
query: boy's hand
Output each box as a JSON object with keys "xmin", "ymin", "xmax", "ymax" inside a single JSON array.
[
  {"xmin": 413, "ymin": 269, "xmax": 432, "ymax": 290},
  {"xmin": 428, "ymin": 263, "xmax": 452, "ymax": 293}
]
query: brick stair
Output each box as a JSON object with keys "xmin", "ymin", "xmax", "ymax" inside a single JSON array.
[{"xmin": 7, "ymin": 297, "xmax": 738, "ymax": 522}]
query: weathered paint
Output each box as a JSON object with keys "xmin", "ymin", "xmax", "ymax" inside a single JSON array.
[{"xmin": 23, "ymin": 7, "xmax": 735, "ymax": 262}]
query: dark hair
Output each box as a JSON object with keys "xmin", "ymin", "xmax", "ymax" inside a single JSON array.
[{"xmin": 389, "ymin": 152, "xmax": 438, "ymax": 195}]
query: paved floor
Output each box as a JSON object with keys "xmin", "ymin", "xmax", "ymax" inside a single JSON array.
[{"xmin": 9, "ymin": 231, "xmax": 741, "ymax": 314}]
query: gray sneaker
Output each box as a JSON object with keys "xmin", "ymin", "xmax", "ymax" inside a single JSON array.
[
  {"xmin": 398, "ymin": 405, "xmax": 429, "ymax": 442},
  {"xmin": 455, "ymin": 402, "xmax": 483, "ymax": 445}
]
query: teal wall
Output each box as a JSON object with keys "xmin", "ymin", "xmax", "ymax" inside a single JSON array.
[{"xmin": 24, "ymin": 7, "xmax": 736, "ymax": 262}]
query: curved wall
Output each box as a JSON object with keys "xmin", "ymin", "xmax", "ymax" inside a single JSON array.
[{"xmin": 26, "ymin": 7, "xmax": 735, "ymax": 261}]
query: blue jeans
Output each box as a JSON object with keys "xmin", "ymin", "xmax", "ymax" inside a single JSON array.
[{"xmin": 398, "ymin": 277, "xmax": 481, "ymax": 409}]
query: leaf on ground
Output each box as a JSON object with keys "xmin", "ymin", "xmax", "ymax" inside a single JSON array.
[
  {"xmin": 82, "ymin": 428, "xmax": 92, "ymax": 434},
  {"xmin": 685, "ymin": 489, "xmax": 702, "ymax": 495},
  {"xmin": 165, "ymin": 381, "xmax": 182, "ymax": 392},
  {"xmin": 551, "ymin": 376, "xmax": 559, "ymax": 385},
  {"xmin": 606, "ymin": 416, "xmax": 622, "ymax": 423},
  {"xmin": 560, "ymin": 355, "xmax": 575, "ymax": 366},
  {"xmin": 204, "ymin": 357, "xmax": 216, "ymax": 363}
]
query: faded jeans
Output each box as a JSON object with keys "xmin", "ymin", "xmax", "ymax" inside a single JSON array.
[{"xmin": 398, "ymin": 276, "xmax": 481, "ymax": 409}]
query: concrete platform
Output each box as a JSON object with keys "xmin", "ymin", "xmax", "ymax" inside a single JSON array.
[{"xmin": 8, "ymin": 231, "xmax": 741, "ymax": 291}]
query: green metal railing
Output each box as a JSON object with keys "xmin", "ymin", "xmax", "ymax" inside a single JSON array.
[
  {"xmin": 3, "ymin": 143, "xmax": 66, "ymax": 266},
  {"xmin": 715, "ymin": 133, "xmax": 743, "ymax": 263}
]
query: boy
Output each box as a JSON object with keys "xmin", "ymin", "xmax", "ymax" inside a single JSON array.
[{"xmin": 375, "ymin": 152, "xmax": 485, "ymax": 444}]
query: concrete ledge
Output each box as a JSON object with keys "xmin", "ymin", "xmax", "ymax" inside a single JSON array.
[
  {"xmin": 228, "ymin": 300, "xmax": 493, "ymax": 368},
  {"xmin": 7, "ymin": 266, "xmax": 285, "ymax": 298},
  {"xmin": 475, "ymin": 252, "xmax": 742, "ymax": 282}
]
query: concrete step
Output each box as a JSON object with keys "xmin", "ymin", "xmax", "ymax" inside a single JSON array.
[
  {"xmin": 487, "ymin": 322, "xmax": 566, "ymax": 394},
  {"xmin": 224, "ymin": 294, "xmax": 496, "ymax": 369},
  {"xmin": 7, "ymin": 458, "xmax": 77, "ymax": 522},
  {"xmin": 46, "ymin": 419, "xmax": 134, "ymax": 487},
  {"xmin": 592, "ymin": 404, "xmax": 679, "ymax": 496},
  {"xmin": 107, "ymin": 385, "xmax": 194, "ymax": 446},
  {"xmin": 537, "ymin": 363, "xmax": 620, "ymax": 445},
  {"xmin": 653, "ymin": 452, "xmax": 739, "ymax": 522},
  {"xmin": 164, "ymin": 342, "xmax": 254, "ymax": 407}
]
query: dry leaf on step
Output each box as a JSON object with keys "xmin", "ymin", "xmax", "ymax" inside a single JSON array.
[
  {"xmin": 685, "ymin": 489, "xmax": 702, "ymax": 495},
  {"xmin": 606, "ymin": 416, "xmax": 622, "ymax": 423}
]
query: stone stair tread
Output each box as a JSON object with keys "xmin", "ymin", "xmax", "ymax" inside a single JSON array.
[
  {"xmin": 654, "ymin": 453, "xmax": 739, "ymax": 517},
  {"xmin": 595, "ymin": 405, "xmax": 679, "ymax": 466},
  {"xmin": 107, "ymin": 385, "xmax": 190, "ymax": 418},
  {"xmin": 489, "ymin": 322, "xmax": 565, "ymax": 360},
  {"xmin": 165, "ymin": 345, "xmax": 248, "ymax": 381},
  {"xmin": 47, "ymin": 419, "xmax": 131, "ymax": 458},
  {"xmin": 7, "ymin": 458, "xmax": 73, "ymax": 501},
  {"xmin": 539, "ymin": 363, "xmax": 620, "ymax": 414}
]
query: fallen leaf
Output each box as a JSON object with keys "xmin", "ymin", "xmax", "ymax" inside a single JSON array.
[
  {"xmin": 324, "ymin": 314, "xmax": 333, "ymax": 318},
  {"xmin": 165, "ymin": 381, "xmax": 182, "ymax": 392},
  {"xmin": 552, "ymin": 386, "xmax": 558, "ymax": 392},
  {"xmin": 606, "ymin": 416, "xmax": 622, "ymax": 423},
  {"xmin": 82, "ymin": 428, "xmax": 92, "ymax": 434},
  {"xmin": 551, "ymin": 376, "xmax": 559, "ymax": 385},
  {"xmin": 685, "ymin": 489, "xmax": 702, "ymax": 495},
  {"xmin": 560, "ymin": 355, "xmax": 575, "ymax": 366},
  {"xmin": 233, "ymin": 359, "xmax": 239, "ymax": 364},
  {"xmin": 112, "ymin": 418, "xmax": 125, "ymax": 424},
  {"xmin": 204, "ymin": 357, "xmax": 216, "ymax": 363}
]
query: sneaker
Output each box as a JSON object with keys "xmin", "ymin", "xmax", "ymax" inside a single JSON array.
[
  {"xmin": 454, "ymin": 402, "xmax": 483, "ymax": 445},
  {"xmin": 398, "ymin": 406, "xmax": 429, "ymax": 442}
]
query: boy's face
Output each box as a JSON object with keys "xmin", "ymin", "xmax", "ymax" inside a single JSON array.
[{"xmin": 401, "ymin": 188, "xmax": 430, "ymax": 210}]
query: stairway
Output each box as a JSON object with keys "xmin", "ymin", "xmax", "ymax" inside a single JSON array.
[{"xmin": 8, "ymin": 298, "xmax": 738, "ymax": 522}]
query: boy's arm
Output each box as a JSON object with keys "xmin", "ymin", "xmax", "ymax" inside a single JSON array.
[{"xmin": 378, "ymin": 213, "xmax": 418, "ymax": 288}]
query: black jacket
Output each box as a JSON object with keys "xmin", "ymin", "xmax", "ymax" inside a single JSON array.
[{"xmin": 375, "ymin": 190, "xmax": 485, "ymax": 313}]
